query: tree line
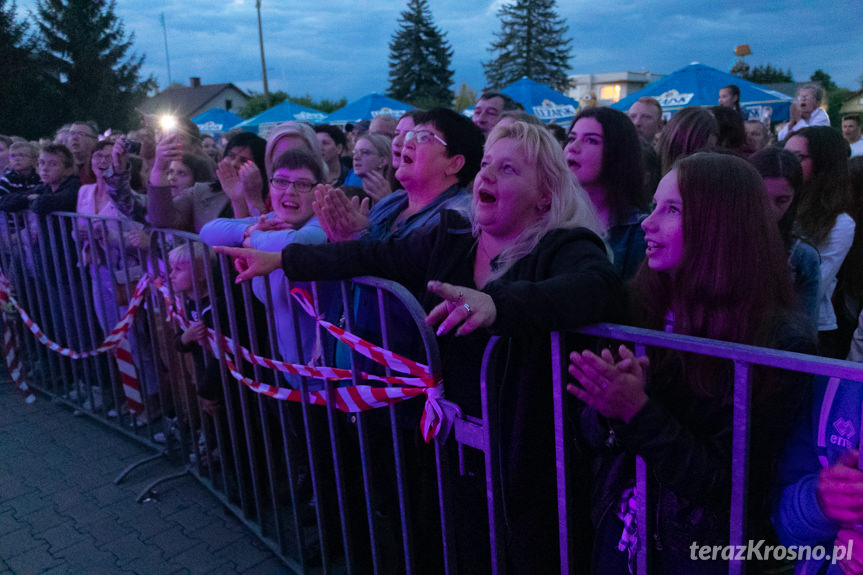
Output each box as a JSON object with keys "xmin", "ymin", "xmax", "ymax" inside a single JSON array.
[
  {"xmin": 386, "ymin": 0, "xmax": 573, "ymax": 109},
  {"xmin": 1, "ymin": 0, "xmax": 154, "ymax": 140},
  {"xmin": 0, "ymin": 0, "xmax": 573, "ymax": 138}
]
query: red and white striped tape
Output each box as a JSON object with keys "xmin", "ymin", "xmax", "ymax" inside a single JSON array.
[
  {"xmin": 151, "ymin": 279, "xmax": 443, "ymax": 441},
  {"xmin": 0, "ymin": 272, "xmax": 444, "ymax": 440},
  {"xmin": 0, "ymin": 273, "xmax": 147, "ymax": 411},
  {"xmin": 2, "ymin": 311, "xmax": 35, "ymax": 403}
]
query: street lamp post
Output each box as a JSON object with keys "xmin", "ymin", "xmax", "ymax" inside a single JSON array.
[{"xmin": 256, "ymin": 0, "xmax": 271, "ymax": 108}]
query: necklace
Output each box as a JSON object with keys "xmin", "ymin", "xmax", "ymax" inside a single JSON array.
[{"xmin": 477, "ymin": 237, "xmax": 501, "ymax": 272}]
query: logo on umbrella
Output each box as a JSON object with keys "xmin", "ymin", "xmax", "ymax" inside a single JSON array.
[
  {"xmin": 532, "ymin": 99, "xmax": 577, "ymax": 120},
  {"xmin": 656, "ymin": 89, "xmax": 695, "ymax": 107},
  {"xmin": 371, "ymin": 107, "xmax": 405, "ymax": 119}
]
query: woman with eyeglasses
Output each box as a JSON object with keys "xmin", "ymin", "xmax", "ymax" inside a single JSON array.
[
  {"xmin": 215, "ymin": 121, "xmax": 623, "ymax": 573},
  {"xmin": 313, "ymin": 108, "xmax": 483, "ymax": 243},
  {"xmin": 199, "ymin": 148, "xmax": 327, "ymax": 385}
]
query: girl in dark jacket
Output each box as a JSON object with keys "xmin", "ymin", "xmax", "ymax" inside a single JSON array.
[{"xmin": 569, "ymin": 153, "xmax": 816, "ymax": 574}]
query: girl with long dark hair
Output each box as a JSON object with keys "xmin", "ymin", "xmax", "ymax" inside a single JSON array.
[
  {"xmin": 569, "ymin": 153, "xmax": 815, "ymax": 574},
  {"xmin": 565, "ymin": 106, "xmax": 647, "ymax": 279},
  {"xmin": 784, "ymin": 126, "xmax": 854, "ymax": 357}
]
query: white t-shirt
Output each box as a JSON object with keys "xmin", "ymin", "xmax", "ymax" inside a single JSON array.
[
  {"xmin": 815, "ymin": 213, "xmax": 855, "ymax": 331},
  {"xmin": 777, "ymin": 108, "xmax": 831, "ymax": 141}
]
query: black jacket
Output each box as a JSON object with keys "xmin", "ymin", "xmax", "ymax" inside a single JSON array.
[
  {"xmin": 281, "ymin": 209, "xmax": 625, "ymax": 573},
  {"xmin": 575, "ymin": 312, "xmax": 815, "ymax": 574}
]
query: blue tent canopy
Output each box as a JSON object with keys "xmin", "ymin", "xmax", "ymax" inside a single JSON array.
[
  {"xmin": 191, "ymin": 108, "xmax": 244, "ymax": 135},
  {"xmin": 463, "ymin": 77, "xmax": 579, "ymax": 125},
  {"xmin": 500, "ymin": 77, "xmax": 579, "ymax": 124},
  {"xmin": 610, "ymin": 63, "xmax": 792, "ymax": 123},
  {"xmin": 325, "ymin": 93, "xmax": 413, "ymax": 125},
  {"xmin": 234, "ymin": 101, "xmax": 328, "ymax": 137}
]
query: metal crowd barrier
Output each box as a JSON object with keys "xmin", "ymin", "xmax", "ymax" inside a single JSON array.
[
  {"xmin": 139, "ymin": 227, "xmax": 458, "ymax": 574},
  {"xmin": 435, "ymin": 328, "xmax": 863, "ymax": 575},
  {"xmin": 3, "ymin": 211, "xmax": 862, "ymax": 574},
  {"xmin": 0, "ymin": 211, "xmax": 164, "ymax": 442},
  {"xmin": 560, "ymin": 326, "xmax": 861, "ymax": 575},
  {"xmin": 0, "ymin": 211, "xmax": 460, "ymax": 574}
]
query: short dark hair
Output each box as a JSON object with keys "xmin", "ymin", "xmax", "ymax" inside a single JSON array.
[
  {"xmin": 225, "ymin": 132, "xmax": 266, "ymax": 172},
  {"xmin": 40, "ymin": 144, "xmax": 74, "ymax": 168},
  {"xmin": 93, "ymin": 139, "xmax": 114, "ymax": 154},
  {"xmin": 479, "ymin": 91, "xmax": 522, "ymax": 111},
  {"xmin": 180, "ymin": 152, "xmax": 216, "ymax": 183},
  {"xmin": 313, "ymin": 124, "xmax": 347, "ymax": 149},
  {"xmin": 272, "ymin": 148, "xmax": 324, "ymax": 183},
  {"xmin": 709, "ymin": 106, "xmax": 746, "ymax": 151},
  {"xmin": 843, "ymin": 114, "xmax": 861, "ymax": 126},
  {"xmin": 411, "ymin": 108, "xmax": 484, "ymax": 186},
  {"xmin": 634, "ymin": 96, "xmax": 662, "ymax": 118},
  {"xmin": 71, "ymin": 120, "xmax": 99, "ymax": 136},
  {"xmin": 224, "ymin": 132, "xmax": 267, "ymax": 197},
  {"xmin": 400, "ymin": 109, "xmax": 427, "ymax": 123}
]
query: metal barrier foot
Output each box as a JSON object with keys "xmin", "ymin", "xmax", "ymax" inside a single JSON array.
[
  {"xmin": 113, "ymin": 452, "xmax": 166, "ymax": 485},
  {"xmin": 135, "ymin": 467, "xmax": 191, "ymax": 503}
]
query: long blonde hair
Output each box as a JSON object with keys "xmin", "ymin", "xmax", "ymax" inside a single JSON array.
[{"xmin": 473, "ymin": 121, "xmax": 602, "ymax": 279}]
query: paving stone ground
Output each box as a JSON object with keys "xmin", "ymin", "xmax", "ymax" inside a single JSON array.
[{"xmin": 0, "ymin": 381, "xmax": 289, "ymax": 574}]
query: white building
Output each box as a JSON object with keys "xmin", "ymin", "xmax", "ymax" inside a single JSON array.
[{"xmin": 567, "ymin": 71, "xmax": 664, "ymax": 107}]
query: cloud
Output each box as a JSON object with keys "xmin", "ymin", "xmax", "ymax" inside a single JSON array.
[{"xmin": 13, "ymin": 0, "xmax": 863, "ymax": 103}]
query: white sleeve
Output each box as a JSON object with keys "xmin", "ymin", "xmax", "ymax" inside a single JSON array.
[
  {"xmin": 817, "ymin": 214, "xmax": 855, "ymax": 298},
  {"xmin": 809, "ymin": 108, "xmax": 831, "ymax": 127}
]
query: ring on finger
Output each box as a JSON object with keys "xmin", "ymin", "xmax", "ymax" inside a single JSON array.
[{"xmin": 463, "ymin": 302, "xmax": 472, "ymax": 314}]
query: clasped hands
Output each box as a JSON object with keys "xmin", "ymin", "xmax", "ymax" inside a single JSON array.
[
  {"xmin": 312, "ymin": 185, "xmax": 370, "ymax": 242},
  {"xmin": 567, "ymin": 345, "xmax": 649, "ymax": 423},
  {"xmin": 242, "ymin": 214, "xmax": 291, "ymax": 247},
  {"xmin": 217, "ymin": 157, "xmax": 265, "ymax": 216}
]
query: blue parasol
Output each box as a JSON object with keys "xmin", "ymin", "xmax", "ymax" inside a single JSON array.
[{"xmin": 610, "ymin": 63, "xmax": 793, "ymax": 123}]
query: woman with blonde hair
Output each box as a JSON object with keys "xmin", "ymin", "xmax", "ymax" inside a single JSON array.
[
  {"xmin": 217, "ymin": 120, "xmax": 622, "ymax": 572},
  {"xmin": 350, "ymin": 132, "xmax": 393, "ymax": 202}
]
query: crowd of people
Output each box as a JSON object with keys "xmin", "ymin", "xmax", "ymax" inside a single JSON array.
[{"xmin": 0, "ymin": 82, "xmax": 861, "ymax": 574}]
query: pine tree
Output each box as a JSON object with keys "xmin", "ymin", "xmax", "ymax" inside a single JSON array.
[
  {"xmin": 387, "ymin": 0, "xmax": 454, "ymax": 109},
  {"xmin": 483, "ymin": 0, "xmax": 573, "ymax": 92},
  {"xmin": 0, "ymin": 0, "xmax": 63, "ymax": 138},
  {"xmin": 34, "ymin": 0, "xmax": 155, "ymax": 131}
]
